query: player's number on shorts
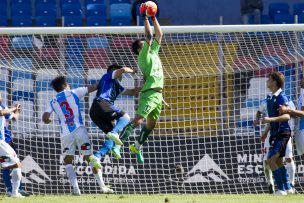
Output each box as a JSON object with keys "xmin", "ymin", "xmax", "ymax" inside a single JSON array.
[{"xmin": 60, "ymin": 101, "xmax": 74, "ymax": 118}]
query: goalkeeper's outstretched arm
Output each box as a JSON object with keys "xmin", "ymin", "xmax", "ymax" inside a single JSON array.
[
  {"xmin": 143, "ymin": 17, "xmax": 153, "ymax": 45},
  {"xmin": 152, "ymin": 16, "xmax": 163, "ymax": 44}
]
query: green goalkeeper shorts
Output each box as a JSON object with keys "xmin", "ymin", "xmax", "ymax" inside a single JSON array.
[{"xmin": 136, "ymin": 90, "xmax": 163, "ymax": 120}]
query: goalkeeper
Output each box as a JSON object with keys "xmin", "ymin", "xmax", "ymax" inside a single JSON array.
[{"xmin": 109, "ymin": 2, "xmax": 164, "ymax": 164}]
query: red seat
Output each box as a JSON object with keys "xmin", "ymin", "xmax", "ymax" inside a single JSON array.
[
  {"xmin": 254, "ymin": 67, "xmax": 276, "ymax": 77},
  {"xmin": 84, "ymin": 48, "xmax": 110, "ymax": 68},
  {"xmin": 36, "ymin": 47, "xmax": 59, "ymax": 60},
  {"xmin": 0, "ymin": 37, "xmax": 9, "ymax": 59},
  {"xmin": 233, "ymin": 56, "xmax": 257, "ymax": 70},
  {"xmin": 111, "ymin": 36, "xmax": 133, "ymax": 48},
  {"xmin": 263, "ymin": 44, "xmax": 293, "ymax": 65}
]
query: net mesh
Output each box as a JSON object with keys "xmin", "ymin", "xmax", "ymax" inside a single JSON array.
[{"xmin": 0, "ymin": 27, "xmax": 304, "ymax": 194}]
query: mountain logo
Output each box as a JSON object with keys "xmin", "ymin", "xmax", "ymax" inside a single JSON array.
[
  {"xmin": 184, "ymin": 154, "xmax": 230, "ymax": 183},
  {"xmin": 21, "ymin": 155, "xmax": 52, "ymax": 184}
]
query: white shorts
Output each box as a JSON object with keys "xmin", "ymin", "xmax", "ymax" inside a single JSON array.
[
  {"xmin": 295, "ymin": 130, "xmax": 304, "ymax": 156},
  {"xmin": 263, "ymin": 133, "xmax": 293, "ymax": 161},
  {"xmin": 0, "ymin": 140, "xmax": 20, "ymax": 168},
  {"xmin": 61, "ymin": 126, "xmax": 92, "ymax": 158}
]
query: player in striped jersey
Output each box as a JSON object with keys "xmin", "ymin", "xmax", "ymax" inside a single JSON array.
[
  {"xmin": 88, "ymin": 64, "xmax": 140, "ymax": 165},
  {"xmin": 42, "ymin": 76, "xmax": 113, "ymax": 195},
  {"xmin": 0, "ymin": 93, "xmax": 24, "ymax": 198}
]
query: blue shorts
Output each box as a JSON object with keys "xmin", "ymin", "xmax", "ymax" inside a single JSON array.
[
  {"xmin": 267, "ymin": 131, "xmax": 291, "ymax": 159},
  {"xmin": 4, "ymin": 129, "xmax": 12, "ymax": 143}
]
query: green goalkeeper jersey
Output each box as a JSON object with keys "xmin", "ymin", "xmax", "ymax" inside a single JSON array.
[{"xmin": 138, "ymin": 39, "xmax": 164, "ymax": 92}]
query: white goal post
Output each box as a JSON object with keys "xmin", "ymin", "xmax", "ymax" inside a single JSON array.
[{"xmin": 0, "ymin": 24, "xmax": 303, "ymax": 194}]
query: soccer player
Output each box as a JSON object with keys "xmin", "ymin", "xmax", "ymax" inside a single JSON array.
[
  {"xmin": 254, "ymin": 99, "xmax": 296, "ymax": 194},
  {"xmin": 257, "ymin": 72, "xmax": 292, "ymax": 195},
  {"xmin": 89, "ymin": 64, "xmax": 140, "ymax": 164},
  {"xmin": 42, "ymin": 76, "xmax": 113, "ymax": 195},
  {"xmin": 0, "ymin": 93, "xmax": 24, "ymax": 198},
  {"xmin": 280, "ymin": 78, "xmax": 304, "ymax": 157},
  {"xmin": 109, "ymin": 3, "xmax": 164, "ymax": 164},
  {"xmin": 3, "ymin": 127, "xmax": 30, "ymax": 197}
]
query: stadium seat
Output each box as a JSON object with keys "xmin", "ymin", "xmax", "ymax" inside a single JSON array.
[
  {"xmin": 36, "ymin": 47, "xmax": 59, "ymax": 60},
  {"xmin": 110, "ymin": 16, "xmax": 131, "ymax": 26},
  {"xmin": 35, "ymin": 16, "xmax": 56, "ymax": 26},
  {"xmin": 0, "ymin": 17, "xmax": 8, "ymax": 27},
  {"xmin": 109, "ymin": 0, "xmax": 130, "ymax": 4},
  {"xmin": 35, "ymin": 0, "xmax": 56, "ymax": 5},
  {"xmin": 37, "ymin": 90, "xmax": 57, "ymax": 132},
  {"xmin": 61, "ymin": 0, "xmax": 80, "ymax": 4},
  {"xmin": 86, "ymin": 4, "xmax": 107, "ymax": 16},
  {"xmin": 0, "ymin": 37, "xmax": 9, "ymax": 58},
  {"xmin": 13, "ymin": 79, "xmax": 34, "ymax": 91},
  {"xmin": 261, "ymin": 15, "xmax": 270, "ymax": 24},
  {"xmin": 87, "ymin": 15, "xmax": 107, "ymax": 26},
  {"xmin": 269, "ymin": 3, "xmax": 289, "ymax": 19},
  {"xmin": 85, "ymin": 0, "xmax": 105, "ymax": 5},
  {"xmin": 11, "ymin": 0, "xmax": 31, "ymax": 4},
  {"xmin": 247, "ymin": 77, "xmax": 268, "ymax": 99},
  {"xmin": 0, "ymin": 4, "xmax": 7, "ymax": 16},
  {"xmin": 11, "ymin": 36, "xmax": 33, "ymax": 48},
  {"xmin": 63, "ymin": 15, "xmax": 83, "ymax": 26},
  {"xmin": 0, "ymin": 67, "xmax": 8, "ymax": 90},
  {"xmin": 273, "ymin": 14, "xmax": 294, "ymax": 24},
  {"xmin": 87, "ymin": 37, "xmax": 108, "ymax": 48},
  {"xmin": 11, "ymin": 58, "xmax": 33, "ymax": 71},
  {"xmin": 84, "ymin": 48, "xmax": 110, "ymax": 68},
  {"xmin": 0, "ymin": 91, "xmax": 7, "ymax": 102},
  {"xmin": 110, "ymin": 3, "xmax": 131, "ymax": 17},
  {"xmin": 298, "ymin": 14, "xmax": 304, "ymax": 23},
  {"xmin": 36, "ymin": 4, "xmax": 56, "ymax": 17},
  {"xmin": 36, "ymin": 68, "xmax": 59, "ymax": 81},
  {"xmin": 62, "ymin": 4, "xmax": 82, "ymax": 16},
  {"xmin": 12, "ymin": 15, "xmax": 32, "ymax": 27},
  {"xmin": 87, "ymin": 68, "xmax": 106, "ymax": 80},
  {"xmin": 11, "ymin": 4, "xmax": 32, "ymax": 16},
  {"xmin": 293, "ymin": 3, "xmax": 304, "ymax": 15},
  {"xmin": 110, "ymin": 36, "xmax": 133, "ymax": 48}
]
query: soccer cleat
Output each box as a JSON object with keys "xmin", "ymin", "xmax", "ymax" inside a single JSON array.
[
  {"xmin": 268, "ymin": 184, "xmax": 274, "ymax": 194},
  {"xmin": 10, "ymin": 192, "xmax": 25, "ymax": 198},
  {"xmin": 287, "ymin": 188, "xmax": 295, "ymax": 194},
  {"xmin": 275, "ymin": 190, "xmax": 287, "ymax": 195},
  {"xmin": 130, "ymin": 144, "xmax": 144, "ymax": 164},
  {"xmin": 72, "ymin": 188, "xmax": 81, "ymax": 196},
  {"xmin": 89, "ymin": 155, "xmax": 102, "ymax": 169},
  {"xmin": 106, "ymin": 132, "xmax": 123, "ymax": 145},
  {"xmin": 6, "ymin": 192, "xmax": 12, "ymax": 197},
  {"xmin": 111, "ymin": 145, "xmax": 121, "ymax": 159},
  {"xmin": 101, "ymin": 186, "xmax": 114, "ymax": 194},
  {"xmin": 19, "ymin": 190, "xmax": 31, "ymax": 197}
]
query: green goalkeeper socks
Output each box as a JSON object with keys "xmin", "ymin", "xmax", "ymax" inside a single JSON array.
[
  {"xmin": 119, "ymin": 122, "xmax": 136, "ymax": 142},
  {"xmin": 138, "ymin": 126, "xmax": 152, "ymax": 145}
]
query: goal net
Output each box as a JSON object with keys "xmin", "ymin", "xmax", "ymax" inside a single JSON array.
[{"xmin": 0, "ymin": 25, "xmax": 304, "ymax": 194}]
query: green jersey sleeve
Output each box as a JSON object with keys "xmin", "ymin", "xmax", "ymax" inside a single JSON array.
[{"xmin": 151, "ymin": 39, "xmax": 160, "ymax": 54}]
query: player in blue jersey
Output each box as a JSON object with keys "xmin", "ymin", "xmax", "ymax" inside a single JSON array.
[
  {"xmin": 259, "ymin": 72, "xmax": 293, "ymax": 195},
  {"xmin": 42, "ymin": 76, "xmax": 113, "ymax": 195},
  {"xmin": 0, "ymin": 93, "xmax": 24, "ymax": 198},
  {"xmin": 88, "ymin": 64, "xmax": 140, "ymax": 165},
  {"xmin": 2, "ymin": 127, "xmax": 30, "ymax": 197}
]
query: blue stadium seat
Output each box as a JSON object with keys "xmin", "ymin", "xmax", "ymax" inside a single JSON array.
[
  {"xmin": 12, "ymin": 16, "xmax": 32, "ymax": 27},
  {"xmin": 85, "ymin": 0, "xmax": 105, "ymax": 5},
  {"xmin": 0, "ymin": 4, "xmax": 7, "ymax": 16},
  {"xmin": 110, "ymin": 3, "xmax": 131, "ymax": 18},
  {"xmin": 111, "ymin": 16, "xmax": 131, "ymax": 26},
  {"xmin": 87, "ymin": 15, "xmax": 107, "ymax": 26},
  {"xmin": 11, "ymin": 4, "xmax": 32, "ymax": 16},
  {"xmin": 62, "ymin": 4, "xmax": 82, "ymax": 16},
  {"xmin": 11, "ymin": 36, "xmax": 33, "ymax": 48},
  {"xmin": 35, "ymin": 16, "xmax": 56, "ymax": 26},
  {"xmin": 66, "ymin": 78, "xmax": 85, "ymax": 88},
  {"xmin": 261, "ymin": 15, "xmax": 270, "ymax": 24},
  {"xmin": 12, "ymin": 58, "xmax": 33, "ymax": 73},
  {"xmin": 273, "ymin": 14, "xmax": 294, "ymax": 24},
  {"xmin": 109, "ymin": 0, "xmax": 130, "ymax": 4},
  {"xmin": 35, "ymin": 0, "xmax": 56, "ymax": 5},
  {"xmin": 61, "ymin": 0, "xmax": 81, "ymax": 6},
  {"xmin": 63, "ymin": 15, "xmax": 82, "ymax": 26},
  {"xmin": 269, "ymin": 3, "xmax": 289, "ymax": 19},
  {"xmin": 298, "ymin": 14, "xmax": 304, "ymax": 23},
  {"xmin": 12, "ymin": 91, "xmax": 35, "ymax": 102},
  {"xmin": 87, "ymin": 37, "xmax": 108, "ymax": 48},
  {"xmin": 11, "ymin": 0, "xmax": 31, "ymax": 4},
  {"xmin": 86, "ymin": 4, "xmax": 107, "ymax": 16},
  {"xmin": 36, "ymin": 4, "xmax": 56, "ymax": 17},
  {"xmin": 0, "ymin": 17, "xmax": 8, "ymax": 27},
  {"xmin": 293, "ymin": 3, "xmax": 304, "ymax": 15},
  {"xmin": 66, "ymin": 37, "xmax": 84, "ymax": 50}
]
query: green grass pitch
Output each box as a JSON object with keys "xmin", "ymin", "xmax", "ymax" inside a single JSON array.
[{"xmin": 1, "ymin": 194, "xmax": 303, "ymax": 203}]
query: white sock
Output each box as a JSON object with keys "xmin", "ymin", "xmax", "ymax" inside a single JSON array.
[
  {"xmin": 286, "ymin": 161, "xmax": 296, "ymax": 186},
  {"xmin": 92, "ymin": 167, "xmax": 106, "ymax": 187},
  {"xmin": 11, "ymin": 168, "xmax": 22, "ymax": 195},
  {"xmin": 263, "ymin": 161, "xmax": 274, "ymax": 185},
  {"xmin": 135, "ymin": 141, "xmax": 141, "ymax": 150},
  {"xmin": 65, "ymin": 164, "xmax": 79, "ymax": 190}
]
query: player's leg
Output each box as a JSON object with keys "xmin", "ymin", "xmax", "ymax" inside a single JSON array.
[
  {"xmin": 61, "ymin": 134, "xmax": 80, "ymax": 195},
  {"xmin": 262, "ymin": 136, "xmax": 274, "ymax": 194},
  {"xmin": 0, "ymin": 141, "xmax": 23, "ymax": 198},
  {"xmin": 295, "ymin": 129, "xmax": 304, "ymax": 159},
  {"xmin": 285, "ymin": 138, "xmax": 296, "ymax": 190},
  {"xmin": 77, "ymin": 127, "xmax": 113, "ymax": 194},
  {"xmin": 2, "ymin": 168, "xmax": 12, "ymax": 195}
]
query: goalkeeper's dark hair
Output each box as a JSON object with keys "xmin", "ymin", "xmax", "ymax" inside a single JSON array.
[
  {"xmin": 267, "ymin": 72, "xmax": 285, "ymax": 88},
  {"xmin": 51, "ymin": 76, "xmax": 67, "ymax": 92},
  {"xmin": 107, "ymin": 64, "xmax": 122, "ymax": 72},
  {"xmin": 132, "ymin": 39, "xmax": 143, "ymax": 55}
]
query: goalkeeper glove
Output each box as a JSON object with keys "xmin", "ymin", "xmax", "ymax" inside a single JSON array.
[{"xmin": 139, "ymin": 3, "xmax": 147, "ymax": 18}]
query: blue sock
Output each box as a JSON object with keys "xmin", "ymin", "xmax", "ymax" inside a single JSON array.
[
  {"xmin": 111, "ymin": 115, "xmax": 130, "ymax": 134},
  {"xmin": 280, "ymin": 166, "xmax": 291, "ymax": 190},
  {"xmin": 273, "ymin": 168, "xmax": 285, "ymax": 191},
  {"xmin": 94, "ymin": 139, "xmax": 114, "ymax": 158},
  {"xmin": 2, "ymin": 168, "xmax": 12, "ymax": 193}
]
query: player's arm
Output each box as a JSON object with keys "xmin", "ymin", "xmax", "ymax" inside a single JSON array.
[
  {"xmin": 262, "ymin": 114, "xmax": 290, "ymax": 123},
  {"xmin": 0, "ymin": 104, "xmax": 20, "ymax": 117},
  {"xmin": 253, "ymin": 111, "xmax": 262, "ymax": 127},
  {"xmin": 260, "ymin": 123, "xmax": 270, "ymax": 142},
  {"xmin": 113, "ymin": 67, "xmax": 135, "ymax": 79},
  {"xmin": 280, "ymin": 105, "xmax": 304, "ymax": 117},
  {"xmin": 152, "ymin": 16, "xmax": 163, "ymax": 45},
  {"xmin": 42, "ymin": 101, "xmax": 53, "ymax": 124},
  {"xmin": 140, "ymin": 3, "xmax": 153, "ymax": 45},
  {"xmin": 87, "ymin": 83, "xmax": 99, "ymax": 94},
  {"xmin": 121, "ymin": 87, "xmax": 141, "ymax": 96}
]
